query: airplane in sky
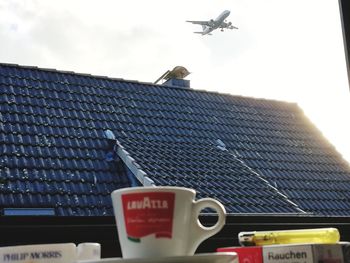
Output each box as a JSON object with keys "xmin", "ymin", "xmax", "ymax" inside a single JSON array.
[{"xmin": 186, "ymin": 10, "xmax": 238, "ymax": 35}]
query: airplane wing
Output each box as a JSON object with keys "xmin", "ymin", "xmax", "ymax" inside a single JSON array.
[
  {"xmin": 193, "ymin": 32, "xmax": 213, "ymax": 35},
  {"xmin": 186, "ymin": 20, "xmax": 210, "ymax": 26}
]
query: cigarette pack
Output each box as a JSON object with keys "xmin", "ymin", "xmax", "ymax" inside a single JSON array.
[
  {"xmin": 341, "ymin": 242, "xmax": 350, "ymax": 263},
  {"xmin": 0, "ymin": 243, "xmax": 77, "ymax": 263},
  {"xmin": 218, "ymin": 243, "xmax": 344, "ymax": 263},
  {"xmin": 217, "ymin": 246, "xmax": 263, "ymax": 263},
  {"xmin": 263, "ymin": 243, "xmax": 343, "ymax": 263}
]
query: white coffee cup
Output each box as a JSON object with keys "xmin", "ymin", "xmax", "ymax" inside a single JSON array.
[{"xmin": 111, "ymin": 186, "xmax": 226, "ymax": 258}]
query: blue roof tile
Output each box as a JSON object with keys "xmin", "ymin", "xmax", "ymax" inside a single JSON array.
[{"xmin": 2, "ymin": 63, "xmax": 350, "ymax": 216}]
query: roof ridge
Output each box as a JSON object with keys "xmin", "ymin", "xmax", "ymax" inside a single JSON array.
[{"xmin": 0, "ymin": 62, "xmax": 298, "ymax": 106}]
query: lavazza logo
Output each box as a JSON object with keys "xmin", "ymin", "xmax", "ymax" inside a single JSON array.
[
  {"xmin": 127, "ymin": 197, "xmax": 169, "ymax": 210},
  {"xmin": 122, "ymin": 192, "xmax": 175, "ymax": 242}
]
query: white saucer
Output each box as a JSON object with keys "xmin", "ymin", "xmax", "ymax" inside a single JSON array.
[{"xmin": 79, "ymin": 252, "xmax": 237, "ymax": 263}]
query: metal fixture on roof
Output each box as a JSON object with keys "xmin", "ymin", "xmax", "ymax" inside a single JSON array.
[
  {"xmin": 216, "ymin": 139, "xmax": 227, "ymax": 151},
  {"xmin": 104, "ymin": 129, "xmax": 116, "ymax": 141},
  {"xmin": 154, "ymin": 66, "xmax": 191, "ymax": 88},
  {"xmin": 103, "ymin": 129, "xmax": 154, "ymax": 186},
  {"xmin": 104, "ymin": 129, "xmax": 119, "ymax": 162},
  {"xmin": 143, "ymin": 177, "xmax": 156, "ymax": 186}
]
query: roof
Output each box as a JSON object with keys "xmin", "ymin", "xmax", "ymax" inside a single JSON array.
[{"xmin": 1, "ymin": 63, "xmax": 350, "ymax": 216}]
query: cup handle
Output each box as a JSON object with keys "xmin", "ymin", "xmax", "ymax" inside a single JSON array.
[{"xmin": 188, "ymin": 198, "xmax": 226, "ymax": 255}]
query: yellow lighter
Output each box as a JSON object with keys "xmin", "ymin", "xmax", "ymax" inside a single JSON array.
[{"xmin": 238, "ymin": 228, "xmax": 340, "ymax": 246}]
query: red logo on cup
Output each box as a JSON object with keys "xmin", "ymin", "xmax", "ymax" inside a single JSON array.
[{"xmin": 122, "ymin": 192, "xmax": 175, "ymax": 242}]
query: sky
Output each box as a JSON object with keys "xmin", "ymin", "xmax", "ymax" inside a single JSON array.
[{"xmin": 1, "ymin": 0, "xmax": 350, "ymax": 163}]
